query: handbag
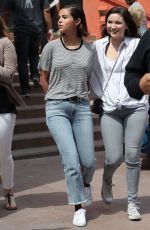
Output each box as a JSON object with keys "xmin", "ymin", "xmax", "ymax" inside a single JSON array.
[
  {"xmin": 0, "ymin": 81, "xmax": 26, "ymax": 107},
  {"xmin": 92, "ymin": 98, "xmax": 103, "ymax": 115},
  {"xmin": 92, "ymin": 46, "xmax": 124, "ymax": 115}
]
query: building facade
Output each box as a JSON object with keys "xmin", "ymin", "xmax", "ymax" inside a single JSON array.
[{"xmin": 83, "ymin": 0, "xmax": 150, "ymax": 38}]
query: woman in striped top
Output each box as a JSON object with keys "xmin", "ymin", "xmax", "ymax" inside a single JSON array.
[{"xmin": 39, "ymin": 4, "xmax": 97, "ymax": 227}]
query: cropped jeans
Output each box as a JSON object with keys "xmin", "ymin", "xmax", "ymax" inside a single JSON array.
[
  {"xmin": 46, "ymin": 99, "xmax": 96, "ymax": 204},
  {"xmin": 101, "ymin": 106, "xmax": 147, "ymax": 203}
]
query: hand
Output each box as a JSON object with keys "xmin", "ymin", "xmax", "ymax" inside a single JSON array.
[
  {"xmin": 140, "ymin": 73, "xmax": 150, "ymax": 94},
  {"xmin": 48, "ymin": 29, "xmax": 53, "ymax": 41}
]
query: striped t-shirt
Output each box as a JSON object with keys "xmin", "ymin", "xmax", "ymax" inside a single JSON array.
[{"xmin": 38, "ymin": 38, "xmax": 96, "ymax": 101}]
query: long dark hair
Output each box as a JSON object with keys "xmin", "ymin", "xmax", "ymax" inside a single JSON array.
[
  {"xmin": 102, "ymin": 6, "xmax": 139, "ymax": 38},
  {"xmin": 60, "ymin": 4, "xmax": 89, "ymax": 37},
  {"xmin": 0, "ymin": 16, "xmax": 10, "ymax": 38}
]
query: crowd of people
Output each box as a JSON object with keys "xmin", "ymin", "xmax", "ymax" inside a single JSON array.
[{"xmin": 0, "ymin": 0, "xmax": 150, "ymax": 227}]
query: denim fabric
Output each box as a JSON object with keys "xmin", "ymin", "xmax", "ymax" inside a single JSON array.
[
  {"xmin": 100, "ymin": 106, "xmax": 147, "ymax": 203},
  {"xmin": 46, "ymin": 99, "xmax": 96, "ymax": 204},
  {"xmin": 14, "ymin": 31, "xmax": 42, "ymax": 93}
]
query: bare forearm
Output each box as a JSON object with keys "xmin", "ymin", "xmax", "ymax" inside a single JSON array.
[
  {"xmin": 56, "ymin": 2, "xmax": 60, "ymax": 11},
  {"xmin": 39, "ymin": 70, "xmax": 49, "ymax": 93},
  {"xmin": 43, "ymin": 8, "xmax": 52, "ymax": 30},
  {"xmin": 40, "ymin": 80, "xmax": 49, "ymax": 93}
]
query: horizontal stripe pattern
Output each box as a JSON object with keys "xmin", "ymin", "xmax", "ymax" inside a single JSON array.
[{"xmin": 38, "ymin": 38, "xmax": 96, "ymax": 101}]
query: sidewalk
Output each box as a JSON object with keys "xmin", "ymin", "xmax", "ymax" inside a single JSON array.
[{"xmin": 0, "ymin": 151, "xmax": 150, "ymax": 230}]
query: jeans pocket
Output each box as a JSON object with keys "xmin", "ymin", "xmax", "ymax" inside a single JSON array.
[
  {"xmin": 46, "ymin": 99, "xmax": 63, "ymax": 106},
  {"xmin": 46, "ymin": 100, "xmax": 63, "ymax": 113}
]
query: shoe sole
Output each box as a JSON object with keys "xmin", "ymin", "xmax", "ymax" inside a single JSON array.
[
  {"xmin": 5, "ymin": 205, "xmax": 18, "ymax": 211},
  {"xmin": 73, "ymin": 222, "xmax": 86, "ymax": 227},
  {"xmin": 128, "ymin": 215, "xmax": 141, "ymax": 221}
]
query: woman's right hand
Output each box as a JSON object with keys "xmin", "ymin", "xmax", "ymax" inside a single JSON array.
[
  {"xmin": 140, "ymin": 73, "xmax": 150, "ymax": 94},
  {"xmin": 39, "ymin": 70, "xmax": 49, "ymax": 93}
]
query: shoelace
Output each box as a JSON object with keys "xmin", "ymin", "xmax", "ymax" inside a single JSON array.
[
  {"xmin": 129, "ymin": 203, "xmax": 140, "ymax": 214},
  {"xmin": 74, "ymin": 209, "xmax": 85, "ymax": 220},
  {"xmin": 75, "ymin": 209, "xmax": 85, "ymax": 215}
]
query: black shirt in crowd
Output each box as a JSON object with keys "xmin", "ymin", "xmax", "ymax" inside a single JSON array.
[
  {"xmin": 125, "ymin": 29, "xmax": 150, "ymax": 100},
  {"xmin": 3, "ymin": 0, "xmax": 49, "ymax": 33}
]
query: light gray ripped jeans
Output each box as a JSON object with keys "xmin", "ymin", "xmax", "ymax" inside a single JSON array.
[{"xmin": 100, "ymin": 106, "xmax": 148, "ymax": 203}]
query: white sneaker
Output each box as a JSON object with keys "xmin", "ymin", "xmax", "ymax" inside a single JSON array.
[
  {"xmin": 83, "ymin": 186, "xmax": 92, "ymax": 207},
  {"xmin": 73, "ymin": 208, "xmax": 86, "ymax": 227},
  {"xmin": 127, "ymin": 203, "xmax": 141, "ymax": 220}
]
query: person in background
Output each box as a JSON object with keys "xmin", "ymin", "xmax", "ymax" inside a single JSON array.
[
  {"xmin": 90, "ymin": 6, "xmax": 148, "ymax": 221},
  {"xmin": 2, "ymin": 0, "xmax": 52, "ymax": 96},
  {"xmin": 125, "ymin": 29, "xmax": 150, "ymax": 169},
  {"xmin": 125, "ymin": 0, "xmax": 147, "ymax": 37},
  {"xmin": 49, "ymin": 0, "xmax": 59, "ymax": 32},
  {"xmin": 0, "ymin": 16, "xmax": 24, "ymax": 210},
  {"xmin": 59, "ymin": 0, "xmax": 82, "ymax": 9},
  {"xmin": 38, "ymin": 4, "xmax": 96, "ymax": 227},
  {"xmin": 41, "ymin": 0, "xmax": 59, "ymax": 50},
  {"xmin": 125, "ymin": 0, "xmax": 149, "ymax": 169}
]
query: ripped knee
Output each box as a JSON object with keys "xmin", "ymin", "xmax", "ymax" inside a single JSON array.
[
  {"xmin": 105, "ymin": 158, "xmax": 122, "ymax": 169},
  {"xmin": 125, "ymin": 160, "xmax": 140, "ymax": 168}
]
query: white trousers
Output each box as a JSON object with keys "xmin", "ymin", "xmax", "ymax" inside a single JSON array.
[{"xmin": 0, "ymin": 113, "xmax": 16, "ymax": 189}]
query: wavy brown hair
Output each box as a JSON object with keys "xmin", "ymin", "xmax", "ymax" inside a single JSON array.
[{"xmin": 0, "ymin": 16, "xmax": 10, "ymax": 38}]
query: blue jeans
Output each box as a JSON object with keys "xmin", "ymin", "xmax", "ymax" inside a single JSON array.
[
  {"xmin": 46, "ymin": 99, "xmax": 96, "ymax": 204},
  {"xmin": 101, "ymin": 106, "xmax": 148, "ymax": 203}
]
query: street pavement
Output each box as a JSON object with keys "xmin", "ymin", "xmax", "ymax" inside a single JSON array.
[{"xmin": 0, "ymin": 151, "xmax": 150, "ymax": 230}]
